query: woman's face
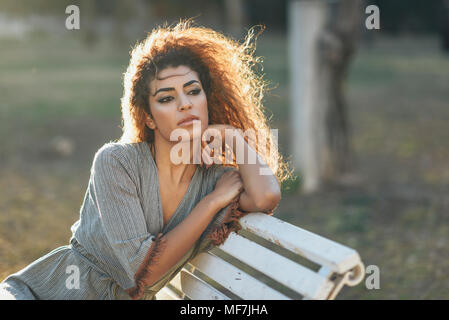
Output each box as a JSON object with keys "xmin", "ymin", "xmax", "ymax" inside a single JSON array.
[{"xmin": 146, "ymin": 65, "xmax": 208, "ymax": 143}]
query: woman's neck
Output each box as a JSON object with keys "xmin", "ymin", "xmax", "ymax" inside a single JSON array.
[{"xmin": 152, "ymin": 137, "xmax": 197, "ymax": 186}]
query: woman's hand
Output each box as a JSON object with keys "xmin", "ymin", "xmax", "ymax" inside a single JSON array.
[
  {"xmin": 203, "ymin": 123, "xmax": 281, "ymax": 213},
  {"xmin": 201, "ymin": 124, "xmax": 238, "ymax": 168},
  {"xmin": 210, "ymin": 170, "xmax": 243, "ymax": 209}
]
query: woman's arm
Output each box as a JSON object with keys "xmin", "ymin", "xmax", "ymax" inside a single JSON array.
[
  {"xmin": 204, "ymin": 125, "xmax": 281, "ymax": 213},
  {"xmin": 231, "ymin": 130, "xmax": 281, "ymax": 212},
  {"xmin": 144, "ymin": 170, "xmax": 243, "ymax": 287}
]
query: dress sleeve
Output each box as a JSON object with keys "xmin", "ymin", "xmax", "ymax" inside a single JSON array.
[
  {"xmin": 90, "ymin": 144, "xmax": 166, "ymax": 300},
  {"xmin": 193, "ymin": 164, "xmax": 250, "ymax": 254}
]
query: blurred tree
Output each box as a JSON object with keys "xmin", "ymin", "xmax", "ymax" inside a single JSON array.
[
  {"xmin": 289, "ymin": 0, "xmax": 363, "ymax": 192},
  {"xmin": 79, "ymin": 0, "xmax": 98, "ymax": 49},
  {"xmin": 371, "ymin": 0, "xmax": 443, "ymax": 34},
  {"xmin": 318, "ymin": 0, "xmax": 362, "ymax": 179},
  {"xmin": 0, "ymin": 0, "xmax": 70, "ymax": 16},
  {"xmin": 441, "ymin": 0, "xmax": 449, "ymax": 53},
  {"xmin": 76, "ymin": 0, "xmax": 152, "ymax": 48},
  {"xmin": 245, "ymin": 0, "xmax": 287, "ymax": 32},
  {"xmin": 224, "ymin": 0, "xmax": 247, "ymax": 39}
]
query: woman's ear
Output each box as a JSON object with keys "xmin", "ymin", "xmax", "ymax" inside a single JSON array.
[{"xmin": 145, "ymin": 115, "xmax": 156, "ymax": 130}]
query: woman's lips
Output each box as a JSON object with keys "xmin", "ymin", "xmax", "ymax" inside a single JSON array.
[{"xmin": 177, "ymin": 117, "xmax": 199, "ymax": 126}]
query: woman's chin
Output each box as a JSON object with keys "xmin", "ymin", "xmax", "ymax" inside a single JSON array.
[{"xmin": 188, "ymin": 126, "xmax": 208, "ymax": 142}]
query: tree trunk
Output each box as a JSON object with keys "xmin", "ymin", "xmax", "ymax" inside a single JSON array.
[
  {"xmin": 224, "ymin": 0, "xmax": 247, "ymax": 39},
  {"xmin": 289, "ymin": 0, "xmax": 363, "ymax": 192}
]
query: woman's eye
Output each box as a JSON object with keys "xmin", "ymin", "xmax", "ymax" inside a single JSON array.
[
  {"xmin": 158, "ymin": 96, "xmax": 173, "ymax": 103},
  {"xmin": 189, "ymin": 89, "xmax": 201, "ymax": 95}
]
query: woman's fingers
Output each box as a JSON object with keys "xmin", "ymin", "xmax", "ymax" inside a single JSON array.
[
  {"xmin": 200, "ymin": 140, "xmax": 213, "ymax": 168},
  {"xmin": 213, "ymin": 170, "xmax": 244, "ymax": 205},
  {"xmin": 228, "ymin": 171, "xmax": 243, "ymax": 194},
  {"xmin": 202, "ymin": 146, "xmax": 213, "ymax": 165},
  {"xmin": 201, "ymin": 131, "xmax": 237, "ymax": 167}
]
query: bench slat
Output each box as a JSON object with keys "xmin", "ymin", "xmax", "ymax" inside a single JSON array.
[
  {"xmin": 217, "ymin": 232, "xmax": 334, "ymax": 299},
  {"xmin": 155, "ymin": 286, "xmax": 182, "ymax": 300},
  {"xmin": 188, "ymin": 252, "xmax": 290, "ymax": 300},
  {"xmin": 239, "ymin": 213, "xmax": 362, "ymax": 274},
  {"xmin": 180, "ymin": 270, "xmax": 231, "ymax": 300}
]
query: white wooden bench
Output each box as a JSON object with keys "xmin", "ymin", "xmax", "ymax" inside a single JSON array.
[{"xmin": 155, "ymin": 213, "xmax": 365, "ymax": 300}]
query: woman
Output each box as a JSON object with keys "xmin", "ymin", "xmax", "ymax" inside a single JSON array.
[{"xmin": 0, "ymin": 20, "xmax": 289, "ymax": 300}]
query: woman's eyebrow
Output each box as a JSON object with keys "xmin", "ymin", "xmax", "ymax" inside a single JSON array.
[{"xmin": 152, "ymin": 80, "xmax": 200, "ymax": 96}]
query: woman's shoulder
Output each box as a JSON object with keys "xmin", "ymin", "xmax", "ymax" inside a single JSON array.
[
  {"xmin": 94, "ymin": 141, "xmax": 144, "ymax": 160},
  {"xmin": 92, "ymin": 141, "xmax": 146, "ymax": 173}
]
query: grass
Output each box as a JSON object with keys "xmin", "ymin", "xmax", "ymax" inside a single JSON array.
[{"xmin": 1, "ymin": 32, "xmax": 448, "ymax": 299}]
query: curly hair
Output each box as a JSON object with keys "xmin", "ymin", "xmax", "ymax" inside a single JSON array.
[{"xmin": 119, "ymin": 19, "xmax": 290, "ymax": 184}]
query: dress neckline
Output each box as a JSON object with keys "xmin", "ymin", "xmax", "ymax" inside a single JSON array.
[{"xmin": 142, "ymin": 141, "xmax": 200, "ymax": 232}]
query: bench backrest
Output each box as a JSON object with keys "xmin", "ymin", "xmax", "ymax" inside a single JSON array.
[{"xmin": 156, "ymin": 213, "xmax": 365, "ymax": 300}]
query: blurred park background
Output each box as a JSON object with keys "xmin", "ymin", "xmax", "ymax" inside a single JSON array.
[{"xmin": 0, "ymin": 0, "xmax": 448, "ymax": 299}]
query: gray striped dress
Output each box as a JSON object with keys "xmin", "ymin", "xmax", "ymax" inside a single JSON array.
[{"xmin": 0, "ymin": 141, "xmax": 239, "ymax": 300}]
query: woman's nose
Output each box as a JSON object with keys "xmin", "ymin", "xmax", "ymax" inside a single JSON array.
[{"xmin": 178, "ymin": 95, "xmax": 193, "ymax": 111}]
